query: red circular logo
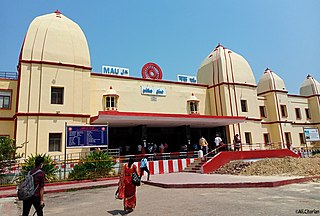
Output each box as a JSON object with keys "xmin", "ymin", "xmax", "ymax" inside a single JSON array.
[{"xmin": 141, "ymin": 62, "xmax": 162, "ymax": 80}]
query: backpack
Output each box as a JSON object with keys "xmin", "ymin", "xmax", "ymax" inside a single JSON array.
[{"xmin": 17, "ymin": 169, "xmax": 42, "ymax": 200}]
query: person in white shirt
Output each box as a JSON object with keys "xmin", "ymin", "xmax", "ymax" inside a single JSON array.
[
  {"xmin": 140, "ymin": 157, "xmax": 150, "ymax": 181},
  {"xmin": 214, "ymin": 133, "xmax": 223, "ymax": 148},
  {"xmin": 137, "ymin": 144, "xmax": 142, "ymax": 154}
]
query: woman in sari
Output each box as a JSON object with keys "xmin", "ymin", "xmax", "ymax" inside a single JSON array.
[{"xmin": 117, "ymin": 157, "xmax": 140, "ymax": 212}]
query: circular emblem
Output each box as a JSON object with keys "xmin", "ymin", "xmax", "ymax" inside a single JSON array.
[{"xmin": 141, "ymin": 62, "xmax": 163, "ymax": 80}]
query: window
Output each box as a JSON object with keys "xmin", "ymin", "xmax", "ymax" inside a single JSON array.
[
  {"xmin": 189, "ymin": 101, "xmax": 199, "ymax": 114},
  {"xmin": 51, "ymin": 87, "xmax": 64, "ymax": 104},
  {"xmin": 284, "ymin": 132, "xmax": 291, "ymax": 149},
  {"xmin": 280, "ymin": 105, "xmax": 287, "ymax": 117},
  {"xmin": 105, "ymin": 96, "xmax": 117, "ymax": 110},
  {"xmin": 263, "ymin": 133, "xmax": 270, "ymax": 144},
  {"xmin": 299, "ymin": 133, "xmax": 306, "ymax": 144},
  {"xmin": 0, "ymin": 90, "xmax": 11, "ymax": 109},
  {"xmin": 245, "ymin": 132, "xmax": 252, "ymax": 144},
  {"xmin": 241, "ymin": 100, "xmax": 248, "ymax": 112},
  {"xmin": 305, "ymin": 108, "xmax": 311, "ymax": 119},
  {"xmin": 295, "ymin": 108, "xmax": 301, "ymax": 119},
  {"xmin": 259, "ymin": 106, "xmax": 267, "ymax": 118},
  {"xmin": 49, "ymin": 133, "xmax": 62, "ymax": 152}
]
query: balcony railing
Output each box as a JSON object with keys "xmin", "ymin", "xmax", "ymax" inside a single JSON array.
[{"xmin": 0, "ymin": 71, "xmax": 18, "ymax": 80}]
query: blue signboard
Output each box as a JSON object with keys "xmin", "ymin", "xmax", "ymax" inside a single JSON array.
[{"xmin": 66, "ymin": 125, "xmax": 108, "ymax": 148}]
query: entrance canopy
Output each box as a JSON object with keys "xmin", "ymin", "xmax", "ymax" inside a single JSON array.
[{"xmin": 90, "ymin": 111, "xmax": 246, "ymax": 128}]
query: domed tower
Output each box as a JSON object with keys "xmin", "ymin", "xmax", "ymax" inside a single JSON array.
[
  {"xmin": 257, "ymin": 68, "xmax": 287, "ymax": 94},
  {"xmin": 197, "ymin": 44, "xmax": 262, "ymax": 145},
  {"xmin": 16, "ymin": 11, "xmax": 91, "ymax": 156},
  {"xmin": 300, "ymin": 75, "xmax": 320, "ymax": 125},
  {"xmin": 257, "ymin": 68, "xmax": 289, "ymax": 148}
]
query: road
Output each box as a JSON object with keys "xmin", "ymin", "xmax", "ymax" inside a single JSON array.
[{"xmin": 1, "ymin": 182, "xmax": 320, "ymax": 216}]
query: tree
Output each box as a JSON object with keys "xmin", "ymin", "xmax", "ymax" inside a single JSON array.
[{"xmin": 0, "ymin": 137, "xmax": 20, "ymax": 176}]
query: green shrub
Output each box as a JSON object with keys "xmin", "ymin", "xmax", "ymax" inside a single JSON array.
[
  {"xmin": 68, "ymin": 151, "xmax": 115, "ymax": 180},
  {"xmin": 18, "ymin": 154, "xmax": 58, "ymax": 182}
]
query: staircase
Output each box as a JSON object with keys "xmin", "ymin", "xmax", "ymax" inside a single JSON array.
[{"xmin": 183, "ymin": 158, "xmax": 207, "ymax": 173}]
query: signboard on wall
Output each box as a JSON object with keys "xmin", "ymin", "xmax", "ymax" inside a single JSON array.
[
  {"xmin": 66, "ymin": 125, "xmax": 108, "ymax": 148},
  {"xmin": 102, "ymin": 65, "xmax": 129, "ymax": 76},
  {"xmin": 177, "ymin": 75, "xmax": 197, "ymax": 83},
  {"xmin": 303, "ymin": 128, "xmax": 320, "ymax": 142},
  {"xmin": 141, "ymin": 86, "xmax": 166, "ymax": 97}
]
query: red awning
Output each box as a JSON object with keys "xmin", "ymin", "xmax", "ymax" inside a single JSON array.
[{"xmin": 90, "ymin": 111, "xmax": 246, "ymax": 128}]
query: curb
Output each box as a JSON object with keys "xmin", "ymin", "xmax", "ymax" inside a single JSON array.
[
  {"xmin": 0, "ymin": 178, "xmax": 119, "ymax": 199},
  {"xmin": 142, "ymin": 175, "xmax": 320, "ymax": 188},
  {"xmin": 0, "ymin": 182, "xmax": 118, "ymax": 199},
  {"xmin": 0, "ymin": 177, "xmax": 119, "ymax": 191}
]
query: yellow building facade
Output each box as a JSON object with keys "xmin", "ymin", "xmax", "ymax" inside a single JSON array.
[{"xmin": 0, "ymin": 11, "xmax": 319, "ymax": 157}]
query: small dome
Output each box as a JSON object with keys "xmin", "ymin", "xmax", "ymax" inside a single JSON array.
[
  {"xmin": 197, "ymin": 44, "xmax": 256, "ymax": 86},
  {"xmin": 104, "ymin": 86, "xmax": 119, "ymax": 97},
  {"xmin": 21, "ymin": 10, "xmax": 90, "ymax": 68},
  {"xmin": 300, "ymin": 75, "xmax": 320, "ymax": 96},
  {"xmin": 187, "ymin": 93, "xmax": 199, "ymax": 102},
  {"xmin": 257, "ymin": 68, "xmax": 286, "ymax": 94}
]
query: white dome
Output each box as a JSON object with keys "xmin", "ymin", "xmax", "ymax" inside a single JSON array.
[
  {"xmin": 257, "ymin": 68, "xmax": 286, "ymax": 94},
  {"xmin": 197, "ymin": 44, "xmax": 256, "ymax": 86},
  {"xmin": 21, "ymin": 10, "xmax": 91, "ymax": 68},
  {"xmin": 300, "ymin": 75, "xmax": 320, "ymax": 96}
]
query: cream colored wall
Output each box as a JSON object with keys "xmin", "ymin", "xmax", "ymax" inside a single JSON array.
[
  {"xmin": 16, "ymin": 116, "xmax": 89, "ymax": 157},
  {"xmin": 90, "ymin": 75, "xmax": 208, "ymax": 115},
  {"xmin": 308, "ymin": 97, "xmax": 320, "ymax": 122},
  {"xmin": 16, "ymin": 62, "xmax": 91, "ymax": 156},
  {"xmin": 18, "ymin": 63, "xmax": 91, "ymax": 115}
]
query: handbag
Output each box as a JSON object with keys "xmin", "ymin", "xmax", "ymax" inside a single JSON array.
[{"xmin": 132, "ymin": 172, "xmax": 141, "ymax": 186}]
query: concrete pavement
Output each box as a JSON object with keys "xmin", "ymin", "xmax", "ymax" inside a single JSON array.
[{"xmin": 1, "ymin": 173, "xmax": 319, "ymax": 198}]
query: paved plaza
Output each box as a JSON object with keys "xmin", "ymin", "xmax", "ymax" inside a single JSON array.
[{"xmin": 1, "ymin": 181, "xmax": 320, "ymax": 216}]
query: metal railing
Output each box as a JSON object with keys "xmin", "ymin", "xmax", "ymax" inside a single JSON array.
[
  {"xmin": 117, "ymin": 151, "xmax": 198, "ymax": 163},
  {"xmin": 50, "ymin": 148, "xmax": 120, "ymax": 163},
  {"xmin": 0, "ymin": 71, "xmax": 18, "ymax": 80}
]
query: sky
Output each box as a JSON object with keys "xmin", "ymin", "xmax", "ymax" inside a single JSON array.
[{"xmin": 1, "ymin": 0, "xmax": 319, "ymax": 94}]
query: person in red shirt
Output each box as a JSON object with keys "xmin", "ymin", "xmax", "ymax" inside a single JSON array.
[{"xmin": 22, "ymin": 156, "xmax": 45, "ymax": 216}]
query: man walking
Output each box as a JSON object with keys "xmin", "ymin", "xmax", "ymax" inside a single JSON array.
[
  {"xmin": 140, "ymin": 156, "xmax": 150, "ymax": 181},
  {"xmin": 22, "ymin": 156, "xmax": 45, "ymax": 216}
]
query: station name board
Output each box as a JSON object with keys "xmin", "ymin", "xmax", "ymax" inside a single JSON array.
[
  {"xmin": 66, "ymin": 125, "xmax": 108, "ymax": 148},
  {"xmin": 102, "ymin": 65, "xmax": 129, "ymax": 76},
  {"xmin": 141, "ymin": 86, "xmax": 166, "ymax": 97},
  {"xmin": 177, "ymin": 75, "xmax": 197, "ymax": 83}
]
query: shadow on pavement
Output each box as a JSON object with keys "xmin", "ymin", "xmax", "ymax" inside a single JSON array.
[{"xmin": 107, "ymin": 209, "xmax": 131, "ymax": 215}]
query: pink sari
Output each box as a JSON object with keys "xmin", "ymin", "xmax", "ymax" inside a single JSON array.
[{"xmin": 118, "ymin": 163, "xmax": 139, "ymax": 210}]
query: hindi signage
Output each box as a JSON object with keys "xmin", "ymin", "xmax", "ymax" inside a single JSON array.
[
  {"xmin": 304, "ymin": 128, "xmax": 320, "ymax": 142},
  {"xmin": 141, "ymin": 86, "xmax": 166, "ymax": 96},
  {"xmin": 66, "ymin": 125, "xmax": 108, "ymax": 148},
  {"xmin": 177, "ymin": 75, "xmax": 197, "ymax": 83}
]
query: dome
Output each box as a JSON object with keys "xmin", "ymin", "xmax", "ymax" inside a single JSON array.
[
  {"xmin": 187, "ymin": 93, "xmax": 199, "ymax": 102},
  {"xmin": 257, "ymin": 68, "xmax": 286, "ymax": 94},
  {"xmin": 197, "ymin": 44, "xmax": 256, "ymax": 86},
  {"xmin": 104, "ymin": 86, "xmax": 119, "ymax": 97},
  {"xmin": 300, "ymin": 75, "xmax": 320, "ymax": 96},
  {"xmin": 21, "ymin": 10, "xmax": 90, "ymax": 68}
]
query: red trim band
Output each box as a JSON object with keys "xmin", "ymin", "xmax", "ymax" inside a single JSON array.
[
  {"xmin": 0, "ymin": 117, "xmax": 14, "ymax": 121},
  {"xmin": 14, "ymin": 112, "xmax": 90, "ymax": 118},
  {"xmin": 94, "ymin": 110, "xmax": 246, "ymax": 120},
  {"xmin": 257, "ymin": 89, "xmax": 288, "ymax": 96},
  {"xmin": 208, "ymin": 82, "xmax": 257, "ymax": 89},
  {"xmin": 20, "ymin": 60, "xmax": 92, "ymax": 71},
  {"xmin": 91, "ymin": 73, "xmax": 208, "ymax": 87}
]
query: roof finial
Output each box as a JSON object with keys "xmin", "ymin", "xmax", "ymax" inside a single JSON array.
[
  {"xmin": 54, "ymin": 10, "xmax": 62, "ymax": 18},
  {"xmin": 216, "ymin": 43, "xmax": 223, "ymax": 48},
  {"xmin": 109, "ymin": 86, "xmax": 113, "ymax": 89}
]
